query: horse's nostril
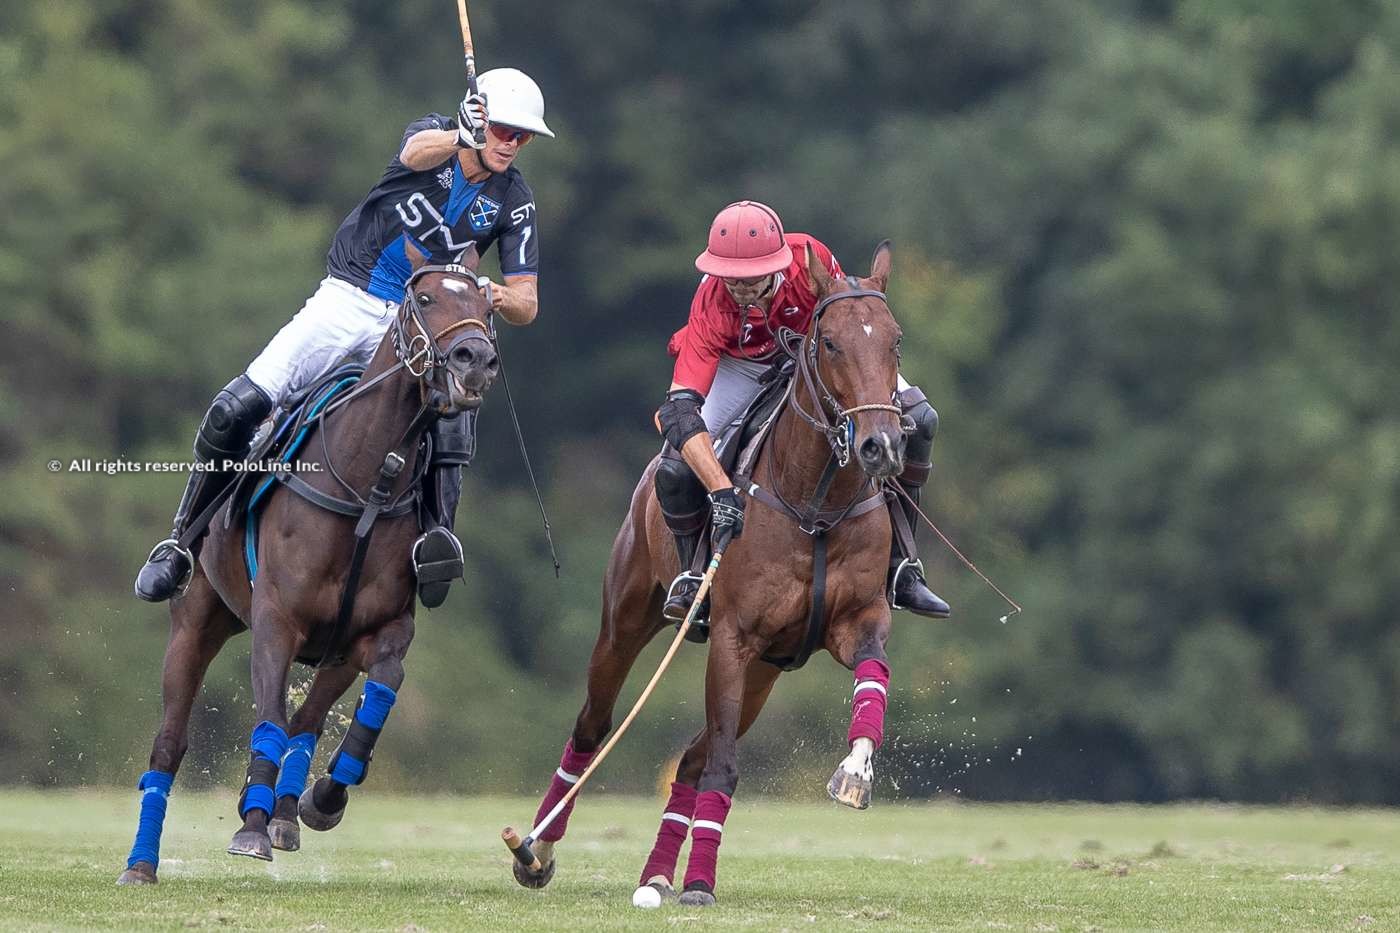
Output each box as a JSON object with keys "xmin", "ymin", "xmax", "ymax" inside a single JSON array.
[
  {"xmin": 452, "ymin": 345, "xmax": 475, "ymax": 366},
  {"xmin": 859, "ymin": 438, "xmax": 883, "ymax": 462}
]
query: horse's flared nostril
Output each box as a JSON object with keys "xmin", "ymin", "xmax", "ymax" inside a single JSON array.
[{"xmin": 859, "ymin": 437, "xmax": 884, "ymax": 465}]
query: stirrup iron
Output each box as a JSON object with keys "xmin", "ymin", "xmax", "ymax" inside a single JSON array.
[
  {"xmin": 665, "ymin": 570, "xmax": 704, "ymax": 609},
  {"xmin": 412, "ymin": 529, "xmax": 464, "ymax": 577},
  {"xmin": 888, "ymin": 557, "xmax": 925, "ymax": 611},
  {"xmin": 147, "ymin": 537, "xmax": 195, "ymax": 598}
]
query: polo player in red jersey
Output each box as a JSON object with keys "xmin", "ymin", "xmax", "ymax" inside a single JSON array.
[{"xmin": 652, "ymin": 200, "xmax": 950, "ymax": 637}]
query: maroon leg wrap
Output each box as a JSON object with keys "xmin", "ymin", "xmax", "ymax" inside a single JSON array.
[
  {"xmin": 847, "ymin": 658, "xmax": 891, "ymax": 748},
  {"xmin": 682, "ymin": 790, "xmax": 733, "ymax": 891},
  {"xmin": 532, "ymin": 739, "xmax": 596, "ymax": 842},
  {"xmin": 638, "ymin": 782, "xmax": 699, "ymax": 885}
]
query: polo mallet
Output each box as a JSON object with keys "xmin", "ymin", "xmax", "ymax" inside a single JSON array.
[
  {"xmin": 502, "ymin": 547, "xmax": 729, "ymax": 871},
  {"xmin": 455, "ymin": 0, "xmax": 487, "ymax": 148}
]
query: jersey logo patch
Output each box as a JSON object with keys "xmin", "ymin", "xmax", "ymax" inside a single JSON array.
[
  {"xmin": 436, "ymin": 166, "xmax": 454, "ymax": 189},
  {"xmin": 468, "ymin": 195, "xmax": 501, "ymax": 232}
]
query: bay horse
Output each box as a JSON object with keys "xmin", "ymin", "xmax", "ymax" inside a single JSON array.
[
  {"xmin": 514, "ymin": 241, "xmax": 909, "ymax": 906},
  {"xmin": 117, "ymin": 247, "xmax": 498, "ymax": 885}
]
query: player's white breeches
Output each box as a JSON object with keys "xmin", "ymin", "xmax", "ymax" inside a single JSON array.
[
  {"xmin": 245, "ymin": 276, "xmax": 398, "ymax": 407},
  {"xmin": 700, "ymin": 355, "xmax": 911, "ymax": 439}
]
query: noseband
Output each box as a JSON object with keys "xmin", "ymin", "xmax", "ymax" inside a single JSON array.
[
  {"xmin": 392, "ymin": 262, "xmax": 496, "ymax": 399},
  {"xmin": 780, "ymin": 276, "xmax": 905, "ymax": 467}
]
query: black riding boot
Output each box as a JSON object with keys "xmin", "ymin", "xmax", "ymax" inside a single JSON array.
[
  {"xmin": 414, "ymin": 411, "xmax": 474, "ymax": 608},
  {"xmin": 888, "ymin": 477, "xmax": 951, "ymax": 618},
  {"xmin": 135, "ymin": 375, "xmax": 272, "ymax": 602},
  {"xmin": 655, "ymin": 446, "xmax": 710, "ymax": 642},
  {"xmin": 888, "ymin": 385, "xmax": 951, "ymax": 619}
]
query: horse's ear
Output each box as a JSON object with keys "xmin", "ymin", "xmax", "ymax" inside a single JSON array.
[
  {"xmin": 454, "ymin": 242, "xmax": 481, "ymax": 272},
  {"xmin": 865, "ymin": 239, "xmax": 893, "ymax": 293},
  {"xmin": 406, "ymin": 240, "xmax": 429, "ymax": 272},
  {"xmin": 805, "ymin": 242, "xmax": 834, "ymax": 297}
]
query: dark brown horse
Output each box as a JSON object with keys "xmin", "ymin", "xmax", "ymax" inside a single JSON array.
[
  {"xmin": 117, "ymin": 248, "xmax": 498, "ymax": 885},
  {"xmin": 515, "ymin": 242, "xmax": 907, "ymax": 906}
]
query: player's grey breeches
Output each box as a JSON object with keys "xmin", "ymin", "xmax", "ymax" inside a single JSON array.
[
  {"xmin": 244, "ymin": 276, "xmax": 398, "ymax": 408},
  {"xmin": 700, "ymin": 357, "xmax": 776, "ymax": 440},
  {"xmin": 701, "ymin": 355, "xmax": 912, "ymax": 443}
]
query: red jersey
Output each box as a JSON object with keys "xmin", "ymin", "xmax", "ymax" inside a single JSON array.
[{"xmin": 668, "ymin": 233, "xmax": 843, "ymax": 395}]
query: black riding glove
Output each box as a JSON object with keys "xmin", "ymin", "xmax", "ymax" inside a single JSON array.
[{"xmin": 708, "ymin": 486, "xmax": 746, "ymax": 552}]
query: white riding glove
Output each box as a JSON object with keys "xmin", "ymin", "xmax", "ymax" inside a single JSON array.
[{"xmin": 456, "ymin": 92, "xmax": 488, "ymax": 149}]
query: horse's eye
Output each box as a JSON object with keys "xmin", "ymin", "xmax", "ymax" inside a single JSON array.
[
  {"xmin": 822, "ymin": 336, "xmax": 837, "ymax": 353},
  {"xmin": 418, "ymin": 293, "xmax": 432, "ymax": 305}
]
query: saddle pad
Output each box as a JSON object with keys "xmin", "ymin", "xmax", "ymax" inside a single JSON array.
[{"xmin": 243, "ymin": 368, "xmax": 362, "ymax": 580}]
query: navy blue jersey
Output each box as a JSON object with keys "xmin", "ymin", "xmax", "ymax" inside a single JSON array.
[{"xmin": 326, "ymin": 113, "xmax": 539, "ymax": 302}]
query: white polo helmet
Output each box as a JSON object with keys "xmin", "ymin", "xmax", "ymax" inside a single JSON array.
[{"xmin": 478, "ymin": 68, "xmax": 555, "ymax": 138}]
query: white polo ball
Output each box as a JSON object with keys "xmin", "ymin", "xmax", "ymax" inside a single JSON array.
[{"xmin": 632, "ymin": 884, "xmax": 663, "ymax": 909}]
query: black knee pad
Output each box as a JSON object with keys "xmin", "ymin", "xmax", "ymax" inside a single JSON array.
[
  {"xmin": 655, "ymin": 446, "xmax": 707, "ymax": 522},
  {"xmin": 430, "ymin": 411, "xmax": 477, "ymax": 467},
  {"xmin": 194, "ymin": 374, "xmax": 272, "ymax": 462},
  {"xmin": 897, "ymin": 385, "xmax": 939, "ymax": 464}
]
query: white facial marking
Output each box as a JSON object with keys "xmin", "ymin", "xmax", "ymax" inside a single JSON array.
[
  {"xmin": 881, "ymin": 431, "xmax": 898, "ymax": 463},
  {"xmin": 862, "ymin": 324, "xmax": 873, "ymax": 336},
  {"xmin": 442, "ymin": 279, "xmax": 471, "ymax": 294}
]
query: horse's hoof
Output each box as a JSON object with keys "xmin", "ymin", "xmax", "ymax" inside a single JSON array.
[
  {"xmin": 116, "ymin": 862, "xmax": 158, "ymax": 886},
  {"xmin": 827, "ymin": 766, "xmax": 873, "ymax": 810},
  {"xmin": 268, "ymin": 817, "xmax": 301, "ymax": 852},
  {"xmin": 226, "ymin": 830, "xmax": 274, "ymax": 861},
  {"xmin": 297, "ymin": 779, "xmax": 345, "ymax": 832},
  {"xmin": 632, "ymin": 876, "xmax": 676, "ymax": 908},
  {"xmin": 678, "ymin": 884, "xmax": 717, "ymax": 907},
  {"xmin": 511, "ymin": 855, "xmax": 556, "ymax": 889}
]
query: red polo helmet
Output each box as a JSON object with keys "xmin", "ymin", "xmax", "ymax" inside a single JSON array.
[{"xmin": 694, "ymin": 200, "xmax": 793, "ymax": 278}]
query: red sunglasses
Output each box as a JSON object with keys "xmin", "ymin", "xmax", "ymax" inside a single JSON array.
[{"xmin": 488, "ymin": 124, "xmax": 534, "ymax": 145}]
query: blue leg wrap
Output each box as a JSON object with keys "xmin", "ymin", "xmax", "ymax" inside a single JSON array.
[
  {"xmin": 328, "ymin": 681, "xmax": 397, "ymax": 787},
  {"xmin": 239, "ymin": 721, "xmax": 289, "ymax": 818},
  {"xmin": 328, "ymin": 748, "xmax": 366, "ymax": 785},
  {"xmin": 274, "ymin": 732, "xmax": 318, "ymax": 799},
  {"xmin": 359, "ymin": 680, "xmax": 396, "ymax": 728},
  {"xmin": 126, "ymin": 770, "xmax": 174, "ymax": 869}
]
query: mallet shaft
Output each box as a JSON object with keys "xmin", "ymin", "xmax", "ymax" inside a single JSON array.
[
  {"xmin": 454, "ymin": 0, "xmax": 486, "ymax": 146},
  {"xmin": 511, "ymin": 550, "xmax": 726, "ymax": 847}
]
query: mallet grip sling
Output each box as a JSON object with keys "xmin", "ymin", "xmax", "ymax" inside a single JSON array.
[
  {"xmin": 502, "ymin": 549, "xmax": 729, "ymax": 869},
  {"xmin": 455, "ymin": 0, "xmax": 487, "ymax": 148}
]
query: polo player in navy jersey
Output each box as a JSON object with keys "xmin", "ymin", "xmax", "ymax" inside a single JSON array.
[{"xmin": 135, "ymin": 68, "xmax": 555, "ymax": 609}]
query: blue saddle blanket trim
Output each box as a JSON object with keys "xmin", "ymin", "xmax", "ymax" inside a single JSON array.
[{"xmin": 244, "ymin": 369, "xmax": 362, "ymax": 580}]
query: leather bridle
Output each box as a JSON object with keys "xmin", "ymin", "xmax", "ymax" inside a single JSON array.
[
  {"xmin": 392, "ymin": 262, "xmax": 496, "ymax": 404},
  {"xmin": 779, "ymin": 276, "xmax": 906, "ymax": 468}
]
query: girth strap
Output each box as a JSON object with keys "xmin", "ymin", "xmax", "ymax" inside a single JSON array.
[
  {"xmin": 313, "ymin": 451, "xmax": 407, "ymax": 669},
  {"xmin": 741, "ymin": 483, "xmax": 884, "ymax": 672}
]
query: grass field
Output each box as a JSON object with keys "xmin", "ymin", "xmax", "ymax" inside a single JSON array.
[{"xmin": 1, "ymin": 790, "xmax": 1397, "ymax": 931}]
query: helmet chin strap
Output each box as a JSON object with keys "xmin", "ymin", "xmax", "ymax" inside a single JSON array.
[{"xmin": 462, "ymin": 146, "xmax": 494, "ymax": 182}]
